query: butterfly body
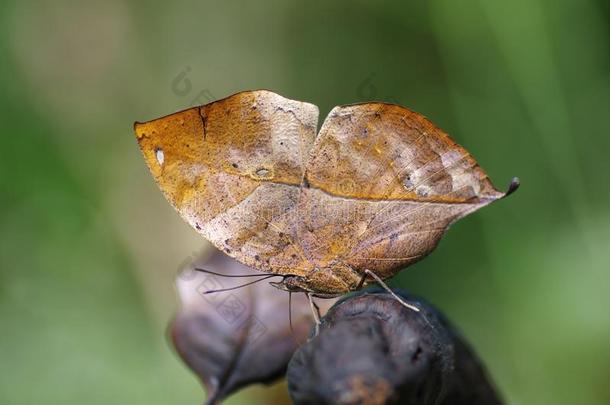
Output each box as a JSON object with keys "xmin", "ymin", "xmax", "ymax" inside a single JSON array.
[{"xmin": 135, "ymin": 90, "xmax": 517, "ymax": 296}]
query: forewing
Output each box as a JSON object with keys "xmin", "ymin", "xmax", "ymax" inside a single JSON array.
[{"xmin": 134, "ymin": 90, "xmax": 318, "ymax": 275}]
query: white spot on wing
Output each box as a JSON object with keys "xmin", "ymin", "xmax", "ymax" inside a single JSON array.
[{"xmin": 155, "ymin": 148, "xmax": 165, "ymax": 166}]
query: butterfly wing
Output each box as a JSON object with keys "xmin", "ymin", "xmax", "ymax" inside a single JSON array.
[
  {"xmin": 135, "ymin": 91, "xmax": 516, "ymax": 289},
  {"xmin": 299, "ymin": 102, "xmax": 514, "ymax": 279},
  {"xmin": 134, "ymin": 90, "xmax": 319, "ymax": 275}
]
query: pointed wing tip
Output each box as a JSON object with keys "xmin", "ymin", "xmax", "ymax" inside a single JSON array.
[
  {"xmin": 481, "ymin": 177, "xmax": 519, "ymax": 203},
  {"xmin": 503, "ymin": 177, "xmax": 520, "ymax": 198}
]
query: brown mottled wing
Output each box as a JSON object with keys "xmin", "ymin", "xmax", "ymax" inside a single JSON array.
[
  {"xmin": 134, "ymin": 90, "xmax": 318, "ymax": 275},
  {"xmin": 300, "ymin": 103, "xmax": 509, "ymax": 279}
]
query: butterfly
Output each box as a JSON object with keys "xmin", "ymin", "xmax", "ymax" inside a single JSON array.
[{"xmin": 134, "ymin": 90, "xmax": 518, "ymax": 309}]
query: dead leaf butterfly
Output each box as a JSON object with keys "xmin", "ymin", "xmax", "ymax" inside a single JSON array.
[{"xmin": 134, "ymin": 90, "xmax": 518, "ymax": 309}]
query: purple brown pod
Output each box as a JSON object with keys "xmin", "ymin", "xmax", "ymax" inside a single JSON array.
[
  {"xmin": 287, "ymin": 288, "xmax": 503, "ymax": 405},
  {"xmin": 169, "ymin": 251, "xmax": 335, "ymax": 404}
]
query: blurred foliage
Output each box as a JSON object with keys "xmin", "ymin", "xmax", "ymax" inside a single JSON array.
[{"xmin": 1, "ymin": 0, "xmax": 609, "ymax": 404}]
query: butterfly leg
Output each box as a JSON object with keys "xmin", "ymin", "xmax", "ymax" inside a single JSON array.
[
  {"xmin": 363, "ymin": 269, "xmax": 420, "ymax": 312},
  {"xmin": 306, "ymin": 292, "xmax": 321, "ymax": 336},
  {"xmin": 356, "ymin": 272, "xmax": 367, "ymax": 290}
]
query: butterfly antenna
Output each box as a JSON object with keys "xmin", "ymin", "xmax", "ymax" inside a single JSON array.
[
  {"xmin": 194, "ymin": 267, "xmax": 274, "ymax": 278},
  {"xmin": 364, "ymin": 269, "xmax": 420, "ymax": 312},
  {"xmin": 202, "ymin": 274, "xmax": 279, "ymax": 294}
]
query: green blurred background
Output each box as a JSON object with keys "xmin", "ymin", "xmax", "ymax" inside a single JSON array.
[{"xmin": 1, "ymin": 0, "xmax": 609, "ymax": 404}]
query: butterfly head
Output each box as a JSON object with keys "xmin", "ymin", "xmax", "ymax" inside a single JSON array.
[
  {"xmin": 270, "ymin": 275, "xmax": 309, "ymax": 293},
  {"xmin": 269, "ymin": 266, "xmax": 357, "ymax": 298}
]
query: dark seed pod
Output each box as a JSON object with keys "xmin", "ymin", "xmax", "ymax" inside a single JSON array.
[
  {"xmin": 170, "ymin": 251, "xmax": 334, "ymax": 404},
  {"xmin": 287, "ymin": 288, "xmax": 502, "ymax": 405}
]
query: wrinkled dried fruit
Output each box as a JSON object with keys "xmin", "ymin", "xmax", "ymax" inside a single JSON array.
[
  {"xmin": 171, "ymin": 251, "xmax": 334, "ymax": 404},
  {"xmin": 135, "ymin": 90, "xmax": 518, "ymax": 296},
  {"xmin": 287, "ymin": 288, "xmax": 503, "ymax": 405}
]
